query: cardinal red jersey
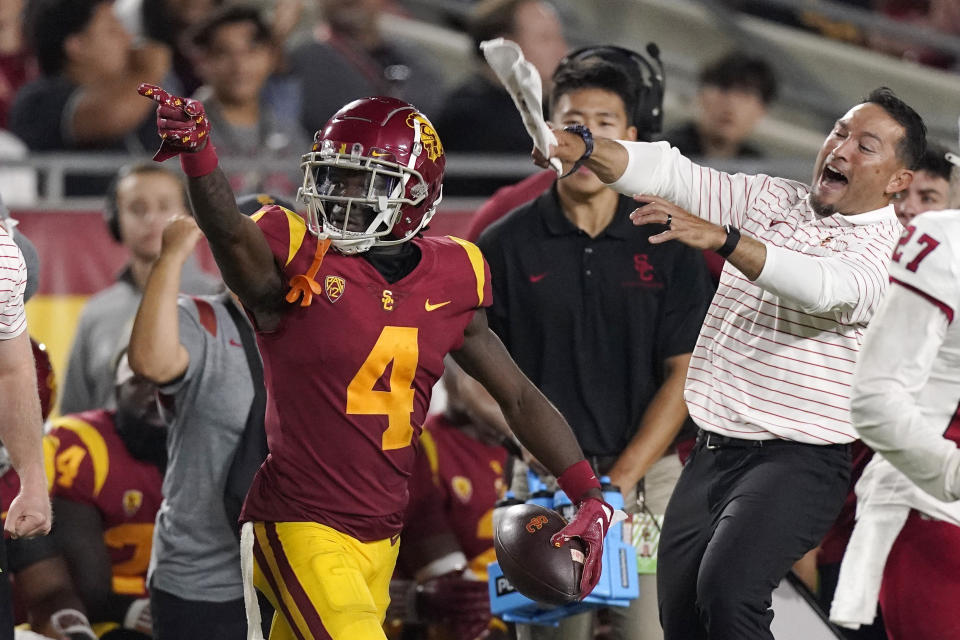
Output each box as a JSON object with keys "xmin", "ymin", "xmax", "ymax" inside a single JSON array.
[
  {"xmin": 404, "ymin": 414, "xmax": 508, "ymax": 577},
  {"xmin": 45, "ymin": 410, "xmax": 163, "ymax": 597},
  {"xmin": 241, "ymin": 206, "xmax": 492, "ymax": 541}
]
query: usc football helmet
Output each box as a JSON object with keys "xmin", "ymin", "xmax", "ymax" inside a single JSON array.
[{"xmin": 298, "ymin": 96, "xmax": 445, "ymax": 254}]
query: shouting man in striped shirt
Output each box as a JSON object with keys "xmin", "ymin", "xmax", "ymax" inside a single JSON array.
[{"xmin": 536, "ymin": 87, "xmax": 926, "ymax": 640}]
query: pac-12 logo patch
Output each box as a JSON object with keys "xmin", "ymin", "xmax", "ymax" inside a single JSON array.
[
  {"xmin": 122, "ymin": 490, "xmax": 143, "ymax": 517},
  {"xmin": 325, "ymin": 275, "xmax": 345, "ymax": 303}
]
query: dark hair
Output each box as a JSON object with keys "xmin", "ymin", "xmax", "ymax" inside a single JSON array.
[
  {"xmin": 914, "ymin": 142, "xmax": 954, "ymax": 182},
  {"xmin": 143, "ymin": 0, "xmax": 225, "ymax": 47},
  {"xmin": 699, "ymin": 52, "xmax": 778, "ymax": 105},
  {"xmin": 550, "ymin": 58, "xmax": 637, "ymax": 128},
  {"xmin": 25, "ymin": 0, "xmax": 110, "ymax": 76},
  {"xmin": 553, "ymin": 44, "xmax": 664, "ymax": 140},
  {"xmin": 469, "ymin": 0, "xmax": 539, "ymax": 59},
  {"xmin": 190, "ymin": 5, "xmax": 271, "ymax": 50},
  {"xmin": 103, "ymin": 163, "xmax": 187, "ymax": 243},
  {"xmin": 862, "ymin": 87, "xmax": 927, "ymax": 170}
]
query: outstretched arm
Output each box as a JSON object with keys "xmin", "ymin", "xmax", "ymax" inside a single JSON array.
[
  {"xmin": 452, "ymin": 309, "xmax": 614, "ymax": 598},
  {"xmin": 137, "ymin": 84, "xmax": 285, "ymax": 320},
  {"xmin": 450, "ymin": 309, "xmax": 590, "ymax": 482},
  {"xmin": 534, "ymin": 128, "xmax": 629, "ymax": 185}
]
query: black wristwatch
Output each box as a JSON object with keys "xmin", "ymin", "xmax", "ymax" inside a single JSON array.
[
  {"xmin": 559, "ymin": 124, "xmax": 594, "ymax": 178},
  {"xmin": 716, "ymin": 224, "xmax": 741, "ymax": 258}
]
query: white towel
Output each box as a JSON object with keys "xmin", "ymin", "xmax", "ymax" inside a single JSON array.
[
  {"xmin": 829, "ymin": 502, "xmax": 908, "ymax": 629},
  {"xmin": 480, "ymin": 38, "xmax": 562, "ymax": 174},
  {"xmin": 241, "ymin": 521, "xmax": 266, "ymax": 640}
]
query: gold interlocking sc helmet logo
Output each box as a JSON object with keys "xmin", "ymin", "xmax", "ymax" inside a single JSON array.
[{"xmin": 406, "ymin": 112, "xmax": 444, "ymax": 161}]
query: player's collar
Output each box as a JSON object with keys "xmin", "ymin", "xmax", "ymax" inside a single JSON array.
[{"xmin": 841, "ymin": 203, "xmax": 897, "ymax": 226}]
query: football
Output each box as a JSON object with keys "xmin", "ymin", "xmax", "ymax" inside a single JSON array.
[{"xmin": 494, "ymin": 503, "xmax": 585, "ymax": 605}]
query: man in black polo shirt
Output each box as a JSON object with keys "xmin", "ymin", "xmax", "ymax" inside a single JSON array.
[{"xmin": 477, "ymin": 50, "xmax": 712, "ymax": 640}]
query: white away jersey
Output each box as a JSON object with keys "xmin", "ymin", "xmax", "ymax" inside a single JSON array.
[{"xmin": 887, "ymin": 209, "xmax": 960, "ymax": 430}]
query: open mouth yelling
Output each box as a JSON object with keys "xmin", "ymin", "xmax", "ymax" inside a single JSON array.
[{"xmin": 818, "ymin": 163, "xmax": 848, "ymax": 196}]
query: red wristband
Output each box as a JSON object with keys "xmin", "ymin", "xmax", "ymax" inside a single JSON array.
[
  {"xmin": 180, "ymin": 142, "xmax": 219, "ymax": 178},
  {"xmin": 556, "ymin": 460, "xmax": 600, "ymax": 504}
]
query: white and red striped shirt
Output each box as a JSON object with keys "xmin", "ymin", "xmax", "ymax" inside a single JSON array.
[
  {"xmin": 610, "ymin": 142, "xmax": 902, "ymax": 444},
  {"xmin": 0, "ymin": 225, "xmax": 27, "ymax": 340}
]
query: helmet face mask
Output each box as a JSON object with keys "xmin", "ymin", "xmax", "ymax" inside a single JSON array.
[{"xmin": 298, "ymin": 97, "xmax": 445, "ymax": 254}]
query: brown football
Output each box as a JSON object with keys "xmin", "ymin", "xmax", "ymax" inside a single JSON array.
[{"xmin": 494, "ymin": 503, "xmax": 585, "ymax": 605}]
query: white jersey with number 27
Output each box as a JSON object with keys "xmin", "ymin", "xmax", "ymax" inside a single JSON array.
[{"xmin": 852, "ymin": 209, "xmax": 960, "ymax": 504}]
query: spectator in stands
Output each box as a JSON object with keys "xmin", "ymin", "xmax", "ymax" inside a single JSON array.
[
  {"xmin": 189, "ymin": 5, "xmax": 309, "ymax": 201},
  {"xmin": 128, "ymin": 200, "xmax": 272, "ymax": 640},
  {"xmin": 871, "ymin": 0, "xmax": 959, "ymax": 69},
  {"xmin": 114, "ymin": 0, "xmax": 224, "ymax": 96},
  {"xmin": 478, "ymin": 50, "xmax": 713, "ymax": 640},
  {"xmin": 59, "ymin": 163, "xmax": 220, "ymax": 415},
  {"xmin": 393, "ymin": 357, "xmax": 511, "ymax": 640},
  {"xmin": 48, "ymin": 356, "xmax": 164, "ymax": 638},
  {"xmin": 664, "ymin": 51, "xmax": 777, "ymax": 160},
  {"xmin": 289, "ymin": 0, "xmax": 446, "ymax": 135},
  {"xmin": 0, "ymin": 0, "xmax": 37, "ymax": 129},
  {"xmin": 435, "ymin": 0, "xmax": 568, "ymax": 155},
  {"xmin": 892, "ymin": 141, "xmax": 953, "ymax": 225},
  {"xmin": 9, "ymin": 0, "xmax": 169, "ymax": 155}
]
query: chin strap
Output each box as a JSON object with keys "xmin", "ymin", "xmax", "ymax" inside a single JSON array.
[{"xmin": 286, "ymin": 238, "xmax": 332, "ymax": 307}]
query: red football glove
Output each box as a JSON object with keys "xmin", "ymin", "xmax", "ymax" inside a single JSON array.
[
  {"xmin": 138, "ymin": 83, "xmax": 218, "ymax": 176},
  {"xmin": 416, "ymin": 573, "xmax": 491, "ymax": 640},
  {"xmin": 550, "ymin": 497, "xmax": 612, "ymax": 599}
]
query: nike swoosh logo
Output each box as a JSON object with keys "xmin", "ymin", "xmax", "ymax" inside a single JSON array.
[
  {"xmin": 229, "ymin": 339, "xmax": 242, "ymax": 347},
  {"xmin": 425, "ymin": 299, "xmax": 451, "ymax": 312},
  {"xmin": 529, "ymin": 273, "xmax": 548, "ymax": 283},
  {"xmin": 769, "ymin": 220, "xmax": 790, "ymax": 228}
]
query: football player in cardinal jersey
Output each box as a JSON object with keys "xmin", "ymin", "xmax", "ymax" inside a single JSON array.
[
  {"xmin": 46, "ymin": 358, "xmax": 164, "ymax": 637},
  {"xmin": 138, "ymin": 84, "xmax": 616, "ymax": 640}
]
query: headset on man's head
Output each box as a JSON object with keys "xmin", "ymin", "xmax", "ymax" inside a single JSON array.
[{"xmin": 558, "ymin": 43, "xmax": 665, "ymax": 141}]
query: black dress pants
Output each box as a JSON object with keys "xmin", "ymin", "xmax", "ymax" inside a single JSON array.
[{"xmin": 657, "ymin": 431, "xmax": 850, "ymax": 640}]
